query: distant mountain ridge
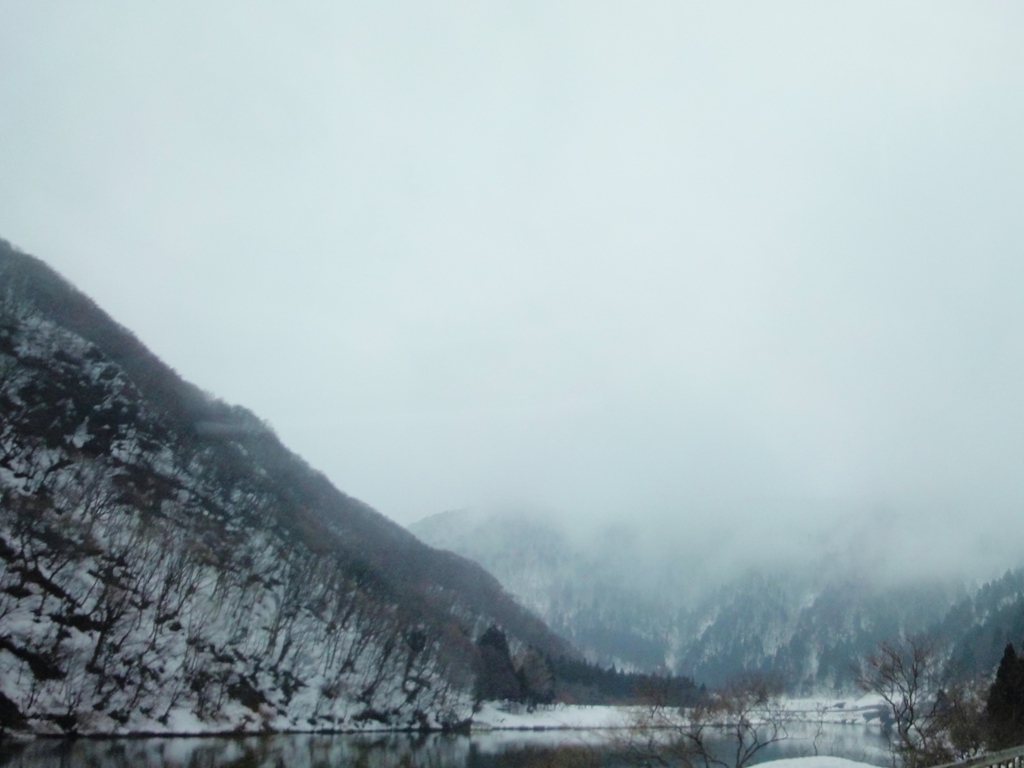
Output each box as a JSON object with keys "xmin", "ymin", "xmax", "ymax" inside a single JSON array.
[
  {"xmin": 411, "ymin": 508, "xmax": 1004, "ymax": 690},
  {"xmin": 0, "ymin": 240, "xmax": 573, "ymax": 736}
]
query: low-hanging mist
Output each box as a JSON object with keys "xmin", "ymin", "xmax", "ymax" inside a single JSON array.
[
  {"xmin": 1, "ymin": 4, "xmax": 1023, "ymax": 551},
  {"xmin": 412, "ymin": 504, "xmax": 1023, "ymax": 687}
]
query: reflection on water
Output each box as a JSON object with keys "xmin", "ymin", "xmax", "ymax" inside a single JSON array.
[{"xmin": 0, "ymin": 723, "xmax": 890, "ymax": 768}]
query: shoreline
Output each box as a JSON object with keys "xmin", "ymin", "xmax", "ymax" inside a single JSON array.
[{"xmin": 2, "ymin": 695, "xmax": 888, "ymax": 741}]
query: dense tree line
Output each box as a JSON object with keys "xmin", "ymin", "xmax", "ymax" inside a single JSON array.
[
  {"xmin": 473, "ymin": 625, "xmax": 698, "ymax": 708},
  {"xmin": 550, "ymin": 656, "xmax": 699, "ymax": 706}
]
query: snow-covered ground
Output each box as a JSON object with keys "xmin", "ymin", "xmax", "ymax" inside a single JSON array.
[
  {"xmin": 781, "ymin": 694, "xmax": 889, "ymax": 725},
  {"xmin": 473, "ymin": 701, "xmax": 639, "ymax": 730},
  {"xmin": 472, "ymin": 694, "xmax": 888, "ymax": 731},
  {"xmin": 759, "ymin": 758, "xmax": 879, "ymax": 768}
]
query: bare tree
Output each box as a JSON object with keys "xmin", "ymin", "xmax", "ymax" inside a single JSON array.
[
  {"xmin": 858, "ymin": 636, "xmax": 965, "ymax": 768},
  {"xmin": 934, "ymin": 677, "xmax": 987, "ymax": 761},
  {"xmin": 810, "ymin": 692, "xmax": 835, "ymax": 757},
  {"xmin": 625, "ymin": 674, "xmax": 789, "ymax": 768}
]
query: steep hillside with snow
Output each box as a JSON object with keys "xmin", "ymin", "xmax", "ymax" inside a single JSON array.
[
  {"xmin": 0, "ymin": 241, "xmax": 572, "ymax": 736},
  {"xmin": 940, "ymin": 568, "xmax": 1024, "ymax": 679},
  {"xmin": 411, "ymin": 508, "xmax": 966, "ymax": 690},
  {"xmin": 412, "ymin": 509, "xmax": 678, "ymax": 672}
]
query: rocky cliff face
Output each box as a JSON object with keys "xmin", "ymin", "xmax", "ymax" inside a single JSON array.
[{"xmin": 0, "ymin": 241, "xmax": 571, "ymax": 736}]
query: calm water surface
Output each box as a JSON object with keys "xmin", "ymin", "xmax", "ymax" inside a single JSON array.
[{"xmin": 0, "ymin": 723, "xmax": 890, "ymax": 767}]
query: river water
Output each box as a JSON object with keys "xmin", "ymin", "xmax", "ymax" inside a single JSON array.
[{"xmin": 0, "ymin": 722, "xmax": 891, "ymax": 767}]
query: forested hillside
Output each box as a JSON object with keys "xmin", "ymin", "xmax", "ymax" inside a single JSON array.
[
  {"xmin": 0, "ymin": 241, "xmax": 572, "ymax": 735},
  {"xmin": 941, "ymin": 569, "xmax": 1024, "ymax": 679},
  {"xmin": 412, "ymin": 508, "xmax": 973, "ymax": 690}
]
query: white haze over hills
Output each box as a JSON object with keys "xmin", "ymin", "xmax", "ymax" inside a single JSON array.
[
  {"xmin": 2, "ymin": 4, "xmax": 1024, "ymax": 579},
  {"xmin": 410, "ymin": 505, "xmax": 979, "ymax": 687},
  {"xmin": 418, "ymin": 496, "xmax": 1024, "ymax": 591}
]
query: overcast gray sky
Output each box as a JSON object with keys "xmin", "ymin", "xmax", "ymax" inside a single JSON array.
[{"xmin": 2, "ymin": 3, "xmax": 1024, "ymax": 561}]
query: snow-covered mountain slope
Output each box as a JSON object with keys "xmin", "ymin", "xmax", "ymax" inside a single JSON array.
[
  {"xmin": 940, "ymin": 568, "xmax": 1024, "ymax": 679},
  {"xmin": 0, "ymin": 241, "xmax": 573, "ymax": 736},
  {"xmin": 677, "ymin": 573, "xmax": 961, "ymax": 689},
  {"xmin": 412, "ymin": 509, "xmax": 680, "ymax": 672},
  {"xmin": 411, "ymin": 508, "xmax": 966, "ymax": 690}
]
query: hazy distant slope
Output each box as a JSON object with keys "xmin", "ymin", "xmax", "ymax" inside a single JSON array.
[
  {"xmin": 941, "ymin": 569, "xmax": 1024, "ymax": 678},
  {"xmin": 0, "ymin": 240, "xmax": 572, "ymax": 736},
  {"xmin": 412, "ymin": 507, "xmax": 966, "ymax": 689},
  {"xmin": 412, "ymin": 509, "xmax": 676, "ymax": 671}
]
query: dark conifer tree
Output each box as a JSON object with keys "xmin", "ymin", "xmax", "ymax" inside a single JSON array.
[
  {"xmin": 474, "ymin": 626, "xmax": 524, "ymax": 703},
  {"xmin": 986, "ymin": 642, "xmax": 1024, "ymax": 749}
]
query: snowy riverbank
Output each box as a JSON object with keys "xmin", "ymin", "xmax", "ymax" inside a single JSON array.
[{"xmin": 472, "ymin": 694, "xmax": 888, "ymax": 732}]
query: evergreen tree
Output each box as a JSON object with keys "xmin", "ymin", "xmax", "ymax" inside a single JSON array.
[
  {"xmin": 516, "ymin": 647, "xmax": 555, "ymax": 705},
  {"xmin": 474, "ymin": 626, "xmax": 523, "ymax": 703},
  {"xmin": 986, "ymin": 642, "xmax": 1024, "ymax": 749}
]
